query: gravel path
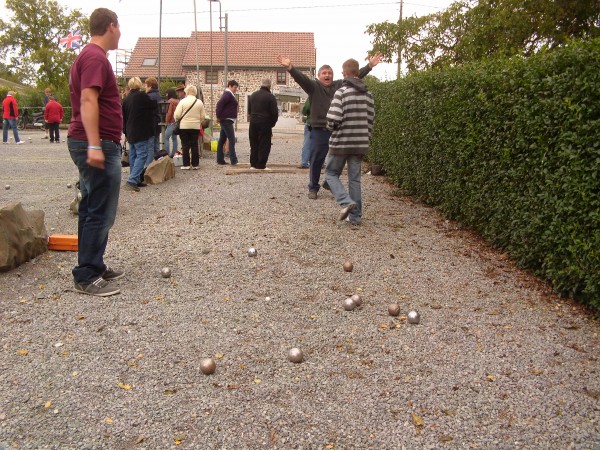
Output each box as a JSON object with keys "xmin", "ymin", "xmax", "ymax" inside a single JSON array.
[{"xmin": 1, "ymin": 127, "xmax": 599, "ymax": 449}]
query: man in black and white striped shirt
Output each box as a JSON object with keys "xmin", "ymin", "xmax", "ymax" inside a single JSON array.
[{"xmin": 325, "ymin": 58, "xmax": 375, "ymax": 225}]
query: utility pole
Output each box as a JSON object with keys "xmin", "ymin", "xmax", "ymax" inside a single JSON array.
[
  {"xmin": 397, "ymin": 0, "xmax": 403, "ymax": 79},
  {"xmin": 223, "ymin": 13, "xmax": 228, "ymax": 89}
]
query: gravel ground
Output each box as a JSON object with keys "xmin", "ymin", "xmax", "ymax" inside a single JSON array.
[{"xmin": 0, "ymin": 127, "xmax": 599, "ymax": 449}]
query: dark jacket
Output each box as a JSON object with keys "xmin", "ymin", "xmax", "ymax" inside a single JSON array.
[
  {"xmin": 248, "ymin": 86, "xmax": 278, "ymax": 128},
  {"xmin": 146, "ymin": 87, "xmax": 161, "ymax": 133},
  {"xmin": 122, "ymin": 89, "xmax": 157, "ymax": 144},
  {"xmin": 287, "ymin": 64, "xmax": 372, "ymax": 128},
  {"xmin": 215, "ymin": 89, "xmax": 238, "ymax": 121}
]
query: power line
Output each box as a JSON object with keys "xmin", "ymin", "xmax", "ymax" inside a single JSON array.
[{"xmin": 120, "ymin": 1, "xmax": 446, "ymax": 18}]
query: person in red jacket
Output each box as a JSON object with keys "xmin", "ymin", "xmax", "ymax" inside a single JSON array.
[
  {"xmin": 2, "ymin": 91, "xmax": 23, "ymax": 144},
  {"xmin": 44, "ymin": 95, "xmax": 64, "ymax": 143}
]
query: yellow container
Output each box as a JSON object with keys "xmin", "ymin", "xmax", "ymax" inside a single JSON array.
[{"xmin": 211, "ymin": 140, "xmax": 218, "ymax": 152}]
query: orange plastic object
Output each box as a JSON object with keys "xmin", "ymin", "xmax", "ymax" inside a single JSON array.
[{"xmin": 47, "ymin": 234, "xmax": 78, "ymax": 251}]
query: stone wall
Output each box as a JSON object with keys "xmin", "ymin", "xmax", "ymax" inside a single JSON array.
[{"xmin": 184, "ymin": 68, "xmax": 312, "ymax": 123}]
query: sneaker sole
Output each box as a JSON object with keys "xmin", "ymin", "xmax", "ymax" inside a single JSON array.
[{"xmin": 72, "ymin": 285, "xmax": 120, "ymax": 297}]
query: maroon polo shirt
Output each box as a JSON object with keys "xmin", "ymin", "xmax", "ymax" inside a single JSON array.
[{"xmin": 68, "ymin": 43, "xmax": 122, "ymax": 143}]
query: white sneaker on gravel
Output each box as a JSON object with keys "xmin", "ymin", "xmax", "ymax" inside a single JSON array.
[
  {"xmin": 339, "ymin": 203, "xmax": 356, "ymax": 221},
  {"xmin": 181, "ymin": 166, "xmax": 190, "ymax": 170}
]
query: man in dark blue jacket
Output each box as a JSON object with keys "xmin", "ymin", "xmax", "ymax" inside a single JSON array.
[{"xmin": 215, "ymin": 80, "xmax": 239, "ymax": 166}]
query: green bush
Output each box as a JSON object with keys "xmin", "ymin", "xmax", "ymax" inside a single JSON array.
[{"xmin": 370, "ymin": 39, "xmax": 600, "ymax": 309}]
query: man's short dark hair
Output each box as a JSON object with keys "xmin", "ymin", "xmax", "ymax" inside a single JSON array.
[
  {"xmin": 89, "ymin": 8, "xmax": 118, "ymax": 37},
  {"xmin": 227, "ymin": 80, "xmax": 239, "ymax": 88}
]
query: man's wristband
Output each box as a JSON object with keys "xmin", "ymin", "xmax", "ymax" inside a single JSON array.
[{"xmin": 88, "ymin": 146, "xmax": 102, "ymax": 150}]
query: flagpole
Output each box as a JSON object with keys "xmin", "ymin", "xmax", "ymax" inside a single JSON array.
[
  {"xmin": 158, "ymin": 0, "xmax": 163, "ymax": 89},
  {"xmin": 193, "ymin": 0, "xmax": 200, "ymax": 94}
]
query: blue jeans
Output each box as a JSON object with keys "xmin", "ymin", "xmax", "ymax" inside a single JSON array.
[
  {"xmin": 308, "ymin": 127, "xmax": 331, "ymax": 192},
  {"xmin": 145, "ymin": 134, "xmax": 160, "ymax": 167},
  {"xmin": 300, "ymin": 124, "xmax": 311, "ymax": 167},
  {"xmin": 128, "ymin": 137, "xmax": 153, "ymax": 185},
  {"xmin": 164, "ymin": 123, "xmax": 178, "ymax": 156},
  {"xmin": 217, "ymin": 119, "xmax": 238, "ymax": 164},
  {"xmin": 68, "ymin": 138, "xmax": 122, "ymax": 283},
  {"xmin": 3, "ymin": 118, "xmax": 20, "ymax": 143},
  {"xmin": 325, "ymin": 154, "xmax": 363, "ymax": 224}
]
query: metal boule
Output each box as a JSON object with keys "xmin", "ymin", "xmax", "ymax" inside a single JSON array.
[
  {"xmin": 343, "ymin": 261, "xmax": 353, "ymax": 272},
  {"xmin": 351, "ymin": 294, "xmax": 363, "ymax": 306},
  {"xmin": 160, "ymin": 267, "xmax": 171, "ymax": 278},
  {"xmin": 407, "ymin": 310, "xmax": 420, "ymax": 324},
  {"xmin": 247, "ymin": 247, "xmax": 257, "ymax": 257},
  {"xmin": 288, "ymin": 347, "xmax": 304, "ymax": 363},
  {"xmin": 67, "ymin": 183, "xmax": 72, "ymax": 188},
  {"xmin": 388, "ymin": 303, "xmax": 401, "ymax": 317},
  {"xmin": 343, "ymin": 298, "xmax": 356, "ymax": 311},
  {"xmin": 199, "ymin": 358, "xmax": 216, "ymax": 374},
  {"xmin": 4, "ymin": 185, "xmax": 9, "ymax": 190}
]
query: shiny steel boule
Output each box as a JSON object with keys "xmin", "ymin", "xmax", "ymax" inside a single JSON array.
[
  {"xmin": 288, "ymin": 347, "xmax": 304, "ymax": 363},
  {"xmin": 4, "ymin": 185, "xmax": 9, "ymax": 190},
  {"xmin": 160, "ymin": 267, "xmax": 171, "ymax": 278},
  {"xmin": 247, "ymin": 247, "xmax": 257, "ymax": 257},
  {"xmin": 343, "ymin": 298, "xmax": 356, "ymax": 311},
  {"xmin": 199, "ymin": 358, "xmax": 216, "ymax": 374},
  {"xmin": 67, "ymin": 183, "xmax": 72, "ymax": 188},
  {"xmin": 407, "ymin": 310, "xmax": 421, "ymax": 324},
  {"xmin": 388, "ymin": 303, "xmax": 401, "ymax": 317},
  {"xmin": 351, "ymin": 294, "xmax": 363, "ymax": 307}
]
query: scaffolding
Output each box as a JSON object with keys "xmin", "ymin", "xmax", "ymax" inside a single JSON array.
[{"xmin": 114, "ymin": 49, "xmax": 132, "ymax": 82}]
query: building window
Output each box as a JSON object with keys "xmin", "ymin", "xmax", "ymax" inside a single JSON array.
[
  {"xmin": 277, "ymin": 70, "xmax": 286, "ymax": 85},
  {"xmin": 142, "ymin": 57, "xmax": 157, "ymax": 66},
  {"xmin": 206, "ymin": 70, "xmax": 218, "ymax": 84}
]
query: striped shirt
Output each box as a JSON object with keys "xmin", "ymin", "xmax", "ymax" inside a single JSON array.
[{"xmin": 326, "ymin": 77, "xmax": 374, "ymax": 156}]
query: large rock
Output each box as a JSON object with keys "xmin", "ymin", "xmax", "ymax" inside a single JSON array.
[
  {"xmin": 0, "ymin": 202, "xmax": 47, "ymax": 271},
  {"xmin": 144, "ymin": 156, "xmax": 175, "ymax": 185}
]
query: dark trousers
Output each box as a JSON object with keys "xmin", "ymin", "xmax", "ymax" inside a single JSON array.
[
  {"xmin": 217, "ymin": 119, "xmax": 238, "ymax": 164},
  {"xmin": 48, "ymin": 122, "xmax": 60, "ymax": 142},
  {"xmin": 249, "ymin": 121, "xmax": 273, "ymax": 169},
  {"xmin": 179, "ymin": 129, "xmax": 200, "ymax": 167},
  {"xmin": 308, "ymin": 127, "xmax": 331, "ymax": 192},
  {"xmin": 68, "ymin": 138, "xmax": 121, "ymax": 283}
]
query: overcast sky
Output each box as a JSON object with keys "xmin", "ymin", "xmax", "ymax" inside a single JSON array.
[{"xmin": 2, "ymin": 0, "xmax": 454, "ymax": 80}]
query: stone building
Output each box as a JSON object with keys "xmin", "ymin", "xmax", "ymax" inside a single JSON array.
[{"xmin": 123, "ymin": 32, "xmax": 315, "ymax": 123}]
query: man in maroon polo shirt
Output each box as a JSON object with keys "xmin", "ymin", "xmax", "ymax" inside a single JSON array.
[{"xmin": 67, "ymin": 8, "xmax": 124, "ymax": 297}]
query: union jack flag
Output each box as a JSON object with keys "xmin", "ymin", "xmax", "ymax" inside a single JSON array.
[{"xmin": 59, "ymin": 30, "xmax": 82, "ymax": 49}]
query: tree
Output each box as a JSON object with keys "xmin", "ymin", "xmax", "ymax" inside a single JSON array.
[
  {"xmin": 367, "ymin": 0, "xmax": 600, "ymax": 73},
  {"xmin": 0, "ymin": 0, "xmax": 88, "ymax": 89}
]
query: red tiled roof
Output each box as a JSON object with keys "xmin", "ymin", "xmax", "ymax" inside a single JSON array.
[
  {"xmin": 183, "ymin": 32, "xmax": 315, "ymax": 69},
  {"xmin": 123, "ymin": 32, "xmax": 315, "ymax": 78},
  {"xmin": 123, "ymin": 37, "xmax": 188, "ymax": 78}
]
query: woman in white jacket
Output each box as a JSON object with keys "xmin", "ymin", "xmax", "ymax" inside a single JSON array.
[{"xmin": 173, "ymin": 85, "xmax": 205, "ymax": 170}]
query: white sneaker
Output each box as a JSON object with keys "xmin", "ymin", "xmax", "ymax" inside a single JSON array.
[
  {"xmin": 16, "ymin": 141, "xmax": 24, "ymax": 145},
  {"xmin": 339, "ymin": 203, "xmax": 356, "ymax": 221},
  {"xmin": 181, "ymin": 166, "xmax": 190, "ymax": 170},
  {"xmin": 191, "ymin": 166, "xmax": 198, "ymax": 170}
]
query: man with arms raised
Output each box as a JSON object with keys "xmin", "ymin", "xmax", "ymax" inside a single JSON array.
[
  {"xmin": 277, "ymin": 52, "xmax": 382, "ymax": 199},
  {"xmin": 67, "ymin": 8, "xmax": 124, "ymax": 296}
]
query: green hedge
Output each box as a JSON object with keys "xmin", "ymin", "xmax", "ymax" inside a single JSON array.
[{"xmin": 369, "ymin": 39, "xmax": 600, "ymax": 309}]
